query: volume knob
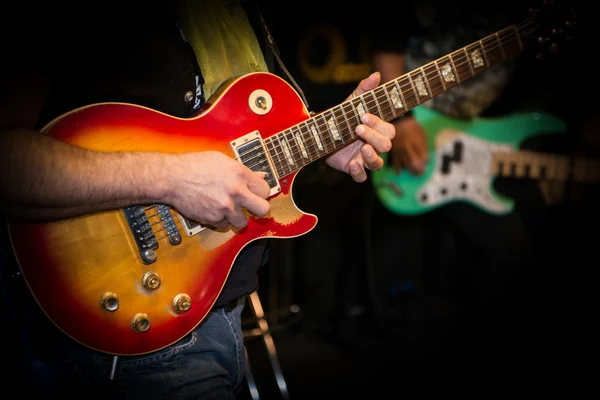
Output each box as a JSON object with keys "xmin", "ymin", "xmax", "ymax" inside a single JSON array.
[
  {"xmin": 141, "ymin": 271, "xmax": 161, "ymax": 291},
  {"xmin": 130, "ymin": 313, "xmax": 151, "ymax": 332},
  {"xmin": 172, "ymin": 293, "xmax": 192, "ymax": 313}
]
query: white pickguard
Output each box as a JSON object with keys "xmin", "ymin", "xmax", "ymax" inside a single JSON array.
[{"xmin": 417, "ymin": 129, "xmax": 515, "ymax": 213}]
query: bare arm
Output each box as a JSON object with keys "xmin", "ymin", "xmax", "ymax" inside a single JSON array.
[
  {"xmin": 0, "ymin": 73, "xmax": 270, "ymax": 227},
  {"xmin": 0, "ymin": 129, "xmax": 172, "ymax": 221}
]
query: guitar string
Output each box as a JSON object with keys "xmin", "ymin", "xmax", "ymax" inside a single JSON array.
[
  {"xmin": 241, "ymin": 28, "xmax": 530, "ymax": 176},
  {"xmin": 237, "ymin": 21, "xmax": 536, "ymax": 175},
  {"xmin": 243, "ymin": 23, "xmax": 534, "ymax": 172},
  {"xmin": 140, "ymin": 22, "xmax": 537, "ymax": 240},
  {"xmin": 236, "ymin": 26, "xmax": 531, "ymax": 176}
]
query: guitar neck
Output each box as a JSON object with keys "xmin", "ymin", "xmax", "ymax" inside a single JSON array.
[
  {"xmin": 265, "ymin": 23, "xmax": 528, "ymax": 179},
  {"xmin": 491, "ymin": 150, "xmax": 600, "ymax": 183}
]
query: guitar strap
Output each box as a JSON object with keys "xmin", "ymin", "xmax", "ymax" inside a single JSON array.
[
  {"xmin": 175, "ymin": 1, "xmax": 310, "ymax": 113},
  {"xmin": 250, "ymin": 3, "xmax": 311, "ymax": 111}
]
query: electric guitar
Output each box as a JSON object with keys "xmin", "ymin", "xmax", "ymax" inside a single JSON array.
[
  {"xmin": 7, "ymin": 4, "xmax": 574, "ymax": 355},
  {"xmin": 372, "ymin": 106, "xmax": 600, "ymax": 216}
]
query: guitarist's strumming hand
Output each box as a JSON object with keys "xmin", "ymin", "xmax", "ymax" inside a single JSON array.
[
  {"xmin": 326, "ymin": 72, "xmax": 395, "ymax": 182},
  {"xmin": 168, "ymin": 151, "xmax": 271, "ymax": 230},
  {"xmin": 389, "ymin": 115, "xmax": 429, "ymax": 175}
]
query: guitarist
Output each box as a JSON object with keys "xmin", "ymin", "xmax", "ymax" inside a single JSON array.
[
  {"xmin": 0, "ymin": 1, "xmax": 395, "ymax": 398},
  {"xmin": 367, "ymin": 0, "xmax": 575, "ymax": 365}
]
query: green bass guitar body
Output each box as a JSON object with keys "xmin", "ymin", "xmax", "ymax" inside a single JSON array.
[{"xmin": 371, "ymin": 106, "xmax": 567, "ymax": 216}]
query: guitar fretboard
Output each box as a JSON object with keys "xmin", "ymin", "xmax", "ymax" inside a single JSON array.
[
  {"xmin": 492, "ymin": 150, "xmax": 600, "ymax": 183},
  {"xmin": 263, "ymin": 24, "xmax": 526, "ymax": 180}
]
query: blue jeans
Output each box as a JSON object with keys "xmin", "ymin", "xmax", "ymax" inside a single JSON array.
[{"xmin": 25, "ymin": 300, "xmax": 247, "ymax": 399}]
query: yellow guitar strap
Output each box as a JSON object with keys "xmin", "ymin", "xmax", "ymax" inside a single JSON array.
[{"xmin": 174, "ymin": 0, "xmax": 268, "ymax": 101}]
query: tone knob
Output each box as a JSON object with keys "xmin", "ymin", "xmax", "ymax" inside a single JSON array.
[
  {"xmin": 99, "ymin": 292, "xmax": 119, "ymax": 312},
  {"xmin": 141, "ymin": 271, "xmax": 161, "ymax": 291},
  {"xmin": 172, "ymin": 293, "xmax": 192, "ymax": 313},
  {"xmin": 130, "ymin": 313, "xmax": 150, "ymax": 332}
]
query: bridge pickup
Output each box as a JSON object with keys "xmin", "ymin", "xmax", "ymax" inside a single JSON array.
[
  {"xmin": 156, "ymin": 205, "xmax": 182, "ymax": 245},
  {"xmin": 231, "ymin": 131, "xmax": 280, "ymax": 196},
  {"xmin": 123, "ymin": 205, "xmax": 158, "ymax": 264}
]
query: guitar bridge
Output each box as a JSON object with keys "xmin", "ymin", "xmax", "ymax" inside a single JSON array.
[
  {"xmin": 123, "ymin": 204, "xmax": 183, "ymax": 264},
  {"xmin": 123, "ymin": 205, "xmax": 159, "ymax": 264},
  {"xmin": 231, "ymin": 131, "xmax": 280, "ymax": 196}
]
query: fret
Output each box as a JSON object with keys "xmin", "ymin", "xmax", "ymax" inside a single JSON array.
[
  {"xmin": 282, "ymin": 128, "xmax": 304, "ymax": 168},
  {"xmin": 376, "ymin": 84, "xmax": 402, "ymax": 117},
  {"xmin": 514, "ymin": 152, "xmax": 527, "ymax": 178},
  {"xmin": 292, "ymin": 124, "xmax": 316, "ymax": 160},
  {"xmin": 385, "ymin": 80, "xmax": 405, "ymax": 114},
  {"xmin": 270, "ymin": 136, "xmax": 289, "ymax": 177},
  {"xmin": 462, "ymin": 48, "xmax": 474, "ymax": 76},
  {"xmin": 373, "ymin": 86, "xmax": 394, "ymax": 120},
  {"xmin": 432, "ymin": 61, "xmax": 447, "ymax": 91},
  {"xmin": 273, "ymin": 134, "xmax": 292, "ymax": 175},
  {"xmin": 450, "ymin": 50, "xmax": 473, "ymax": 82},
  {"xmin": 418, "ymin": 67, "xmax": 433, "ymax": 100},
  {"xmin": 435, "ymin": 56, "xmax": 459, "ymax": 89},
  {"xmin": 399, "ymin": 76, "xmax": 419, "ymax": 109},
  {"xmin": 318, "ymin": 111, "xmax": 344, "ymax": 147},
  {"xmin": 528, "ymin": 152, "xmax": 541, "ymax": 179},
  {"xmin": 322, "ymin": 110, "xmax": 341, "ymax": 149},
  {"xmin": 351, "ymin": 97, "xmax": 368, "ymax": 122},
  {"xmin": 304, "ymin": 119, "xmax": 333, "ymax": 154},
  {"xmin": 423, "ymin": 63, "xmax": 444, "ymax": 97},
  {"xmin": 300, "ymin": 121, "xmax": 323, "ymax": 156},
  {"xmin": 494, "ymin": 32, "xmax": 506, "ymax": 59},
  {"xmin": 331, "ymin": 106, "xmax": 353, "ymax": 142},
  {"xmin": 291, "ymin": 126, "xmax": 312, "ymax": 162},
  {"xmin": 481, "ymin": 35, "xmax": 503, "ymax": 67},
  {"xmin": 265, "ymin": 138, "xmax": 285, "ymax": 179},
  {"xmin": 465, "ymin": 41, "xmax": 488, "ymax": 71},
  {"xmin": 498, "ymin": 26, "xmax": 522, "ymax": 59},
  {"xmin": 363, "ymin": 90, "xmax": 382, "ymax": 121},
  {"xmin": 341, "ymin": 102, "xmax": 360, "ymax": 136}
]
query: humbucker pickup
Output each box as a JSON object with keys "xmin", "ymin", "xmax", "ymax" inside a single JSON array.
[{"xmin": 231, "ymin": 131, "xmax": 280, "ymax": 196}]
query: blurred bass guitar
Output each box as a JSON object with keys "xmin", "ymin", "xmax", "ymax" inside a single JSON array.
[{"xmin": 372, "ymin": 106, "xmax": 600, "ymax": 216}]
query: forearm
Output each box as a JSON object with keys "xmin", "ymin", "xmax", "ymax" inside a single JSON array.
[{"xmin": 0, "ymin": 128, "xmax": 171, "ymax": 221}]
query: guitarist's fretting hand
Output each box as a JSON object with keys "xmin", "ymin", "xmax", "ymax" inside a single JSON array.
[
  {"xmin": 168, "ymin": 151, "xmax": 271, "ymax": 230},
  {"xmin": 326, "ymin": 72, "xmax": 395, "ymax": 182},
  {"xmin": 389, "ymin": 115, "xmax": 429, "ymax": 175}
]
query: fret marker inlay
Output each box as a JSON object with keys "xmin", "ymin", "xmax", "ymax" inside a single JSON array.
[
  {"xmin": 281, "ymin": 138, "xmax": 294, "ymax": 166},
  {"xmin": 327, "ymin": 118, "xmax": 341, "ymax": 141},
  {"xmin": 310, "ymin": 124, "xmax": 325, "ymax": 149},
  {"xmin": 414, "ymin": 75, "xmax": 428, "ymax": 97},
  {"xmin": 441, "ymin": 62, "xmax": 456, "ymax": 82},
  {"xmin": 295, "ymin": 133, "xmax": 308, "ymax": 159},
  {"xmin": 356, "ymin": 102, "xmax": 366, "ymax": 116},
  {"xmin": 470, "ymin": 49, "xmax": 484, "ymax": 68},
  {"xmin": 390, "ymin": 87, "xmax": 403, "ymax": 109}
]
